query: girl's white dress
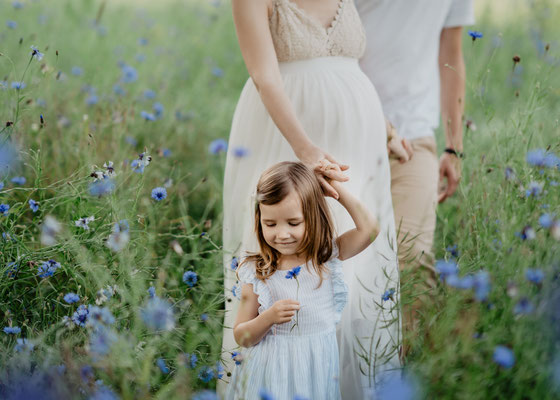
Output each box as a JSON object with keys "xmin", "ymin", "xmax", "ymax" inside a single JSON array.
[
  {"xmin": 226, "ymin": 245, "xmax": 347, "ymax": 400},
  {"xmin": 221, "ymin": 0, "xmax": 401, "ymax": 398}
]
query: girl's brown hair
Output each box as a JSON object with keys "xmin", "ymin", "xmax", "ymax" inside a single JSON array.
[{"xmin": 241, "ymin": 161, "xmax": 335, "ymax": 284}]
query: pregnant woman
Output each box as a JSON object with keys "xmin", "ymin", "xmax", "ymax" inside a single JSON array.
[{"xmin": 221, "ymin": 0, "xmax": 401, "ymax": 397}]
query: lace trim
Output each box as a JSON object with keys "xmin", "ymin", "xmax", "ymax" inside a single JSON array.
[
  {"xmin": 237, "ymin": 264, "xmax": 273, "ymax": 315},
  {"xmin": 281, "ymin": 0, "xmax": 347, "ymax": 35}
]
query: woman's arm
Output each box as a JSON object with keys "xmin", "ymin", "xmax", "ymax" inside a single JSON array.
[
  {"xmin": 330, "ymin": 180, "xmax": 380, "ymax": 261},
  {"xmin": 231, "ymin": 0, "xmax": 348, "ymax": 198},
  {"xmin": 233, "ymin": 284, "xmax": 299, "ymax": 347}
]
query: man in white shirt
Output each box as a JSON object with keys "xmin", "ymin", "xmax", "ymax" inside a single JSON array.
[{"xmin": 355, "ymin": 0, "xmax": 475, "ymax": 353}]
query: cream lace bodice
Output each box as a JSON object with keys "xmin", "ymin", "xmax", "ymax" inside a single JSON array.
[{"xmin": 269, "ymin": 0, "xmax": 366, "ymax": 62}]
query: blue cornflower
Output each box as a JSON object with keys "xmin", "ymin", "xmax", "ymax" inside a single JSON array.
[
  {"xmin": 468, "ymin": 30, "xmax": 483, "ymax": 41},
  {"xmin": 89, "ymin": 325, "xmax": 117, "ymax": 357},
  {"xmin": 526, "ymin": 149, "xmax": 560, "ymax": 168},
  {"xmin": 121, "ymin": 65, "xmax": 138, "ymax": 83},
  {"xmin": 233, "ymin": 146, "xmax": 250, "ymax": 158},
  {"xmin": 64, "ymin": 293, "xmax": 80, "ymax": 304},
  {"xmin": 519, "ymin": 225, "xmax": 536, "ymax": 240},
  {"xmin": 376, "ymin": 371, "xmax": 419, "ymax": 400},
  {"xmin": 140, "ymin": 110, "xmax": 156, "ymax": 121},
  {"xmin": 29, "ymin": 199, "xmax": 39, "ymax": 212},
  {"xmin": 86, "ymin": 94, "xmax": 99, "ymax": 106},
  {"xmin": 208, "ymin": 139, "xmax": 228, "ymax": 154},
  {"xmin": 504, "ymin": 166, "xmax": 515, "ymax": 181},
  {"xmin": 6, "ymin": 20, "xmax": 17, "ymax": 29},
  {"xmin": 87, "ymin": 306, "xmax": 115, "ymax": 326},
  {"xmin": 141, "ymin": 296, "xmax": 175, "ymax": 331},
  {"xmin": 5, "ymin": 261, "xmax": 18, "ymax": 278},
  {"xmin": 11, "ymin": 176, "xmax": 26, "ymax": 185},
  {"xmin": 148, "ymin": 286, "xmax": 156, "ymax": 298},
  {"xmin": 3, "ymin": 326, "xmax": 21, "ymax": 334},
  {"xmin": 11, "ymin": 81, "xmax": 26, "ymax": 90},
  {"xmin": 12, "ymin": 1, "xmax": 24, "ymax": 9},
  {"xmin": 192, "ymin": 391, "xmax": 219, "ymax": 400},
  {"xmin": 285, "ymin": 266, "xmax": 302, "ymax": 279},
  {"xmin": 472, "ymin": 270, "xmax": 491, "ymax": 301},
  {"xmin": 37, "ymin": 259, "xmax": 61, "ymax": 278},
  {"xmin": 113, "ymin": 219, "xmax": 130, "ymax": 233},
  {"xmin": 0, "ymin": 204, "xmax": 10, "ymax": 216},
  {"xmin": 446, "ymin": 274, "xmax": 474, "ymax": 290},
  {"xmin": 89, "ymin": 177, "xmax": 115, "ymax": 197},
  {"xmin": 513, "ymin": 297, "xmax": 534, "ymax": 315},
  {"xmin": 493, "ymin": 346, "xmax": 515, "ymax": 369},
  {"xmin": 525, "ymin": 268, "xmax": 544, "ymax": 285},
  {"xmin": 435, "ymin": 259, "xmax": 458, "ymax": 281},
  {"xmin": 143, "ymin": 89, "xmax": 156, "ymax": 99},
  {"xmin": 231, "ymin": 351, "xmax": 243, "ymax": 365},
  {"xmin": 201, "ymin": 313, "xmax": 209, "ymax": 322},
  {"xmin": 71, "ymin": 66, "xmax": 83, "ymax": 76},
  {"xmin": 113, "ymin": 84, "xmax": 126, "ymax": 96},
  {"xmin": 183, "ymin": 271, "xmax": 198, "ymax": 287},
  {"xmin": 525, "ymin": 181, "xmax": 543, "ymax": 197},
  {"xmin": 231, "ymin": 257, "xmax": 239, "ymax": 270},
  {"xmin": 15, "ymin": 338, "xmax": 35, "ymax": 353},
  {"xmin": 259, "ymin": 389, "xmax": 275, "ymax": 400},
  {"xmin": 184, "ymin": 353, "xmax": 198, "ymax": 369},
  {"xmin": 381, "ymin": 288, "xmax": 396, "ymax": 302},
  {"xmin": 153, "ymin": 102, "xmax": 164, "ymax": 118},
  {"xmin": 157, "ymin": 358, "xmax": 169, "ymax": 374},
  {"xmin": 198, "ymin": 366, "xmax": 215, "ymax": 383},
  {"xmin": 30, "ymin": 45, "xmax": 44, "ymax": 61},
  {"xmin": 151, "ymin": 187, "xmax": 167, "ymax": 201},
  {"xmin": 0, "ymin": 182, "xmax": 4, "ymax": 190},
  {"xmin": 539, "ymin": 213, "xmax": 555, "ymax": 229},
  {"xmin": 72, "ymin": 305, "xmax": 90, "ymax": 327},
  {"xmin": 211, "ymin": 67, "xmax": 224, "ymax": 77},
  {"xmin": 136, "ymin": 54, "xmax": 146, "ymax": 62},
  {"xmin": 446, "ymin": 244, "xmax": 460, "ymax": 258},
  {"xmin": 138, "ymin": 37, "xmax": 149, "ymax": 46}
]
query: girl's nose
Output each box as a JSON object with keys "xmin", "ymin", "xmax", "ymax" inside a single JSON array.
[{"xmin": 277, "ymin": 230, "xmax": 291, "ymax": 239}]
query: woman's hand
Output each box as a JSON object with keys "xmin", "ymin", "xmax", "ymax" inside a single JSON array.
[
  {"xmin": 296, "ymin": 145, "xmax": 349, "ymax": 199},
  {"xmin": 264, "ymin": 299, "xmax": 300, "ymax": 325}
]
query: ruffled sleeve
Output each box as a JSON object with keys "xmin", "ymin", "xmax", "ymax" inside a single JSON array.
[
  {"xmin": 237, "ymin": 262, "xmax": 274, "ymax": 315},
  {"xmin": 327, "ymin": 239, "xmax": 348, "ymax": 325}
]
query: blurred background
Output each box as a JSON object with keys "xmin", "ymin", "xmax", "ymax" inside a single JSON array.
[{"xmin": 0, "ymin": 0, "xmax": 558, "ymax": 399}]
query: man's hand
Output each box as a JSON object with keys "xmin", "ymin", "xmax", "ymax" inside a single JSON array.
[
  {"xmin": 438, "ymin": 152, "xmax": 461, "ymax": 203},
  {"xmin": 388, "ymin": 136, "xmax": 414, "ymax": 163}
]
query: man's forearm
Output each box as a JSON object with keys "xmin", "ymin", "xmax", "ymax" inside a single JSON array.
[{"xmin": 439, "ymin": 27, "xmax": 466, "ymax": 152}]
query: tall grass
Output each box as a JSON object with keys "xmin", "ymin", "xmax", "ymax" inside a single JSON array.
[{"xmin": 0, "ymin": 0, "xmax": 558, "ymax": 398}]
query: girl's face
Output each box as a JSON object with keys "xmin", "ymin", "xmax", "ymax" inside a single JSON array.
[{"xmin": 259, "ymin": 189, "xmax": 306, "ymax": 257}]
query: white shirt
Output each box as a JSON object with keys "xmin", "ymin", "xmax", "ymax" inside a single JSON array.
[{"xmin": 355, "ymin": 0, "xmax": 475, "ymax": 141}]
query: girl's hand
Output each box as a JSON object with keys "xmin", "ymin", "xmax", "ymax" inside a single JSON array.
[
  {"xmin": 296, "ymin": 145, "xmax": 349, "ymax": 199},
  {"xmin": 264, "ymin": 299, "xmax": 300, "ymax": 324}
]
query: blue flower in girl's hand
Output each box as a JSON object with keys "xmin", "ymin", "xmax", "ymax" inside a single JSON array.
[{"xmin": 285, "ymin": 266, "xmax": 301, "ymax": 279}]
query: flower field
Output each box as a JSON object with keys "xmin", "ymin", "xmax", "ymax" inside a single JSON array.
[{"xmin": 0, "ymin": 0, "xmax": 559, "ymax": 399}]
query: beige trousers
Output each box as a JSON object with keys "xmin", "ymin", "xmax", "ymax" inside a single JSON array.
[{"xmin": 390, "ymin": 136, "xmax": 439, "ymax": 338}]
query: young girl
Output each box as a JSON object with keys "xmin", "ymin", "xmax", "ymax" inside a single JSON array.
[{"xmin": 226, "ymin": 161, "xmax": 379, "ymax": 400}]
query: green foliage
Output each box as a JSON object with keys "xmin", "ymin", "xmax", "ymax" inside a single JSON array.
[{"xmin": 0, "ymin": 0, "xmax": 558, "ymax": 398}]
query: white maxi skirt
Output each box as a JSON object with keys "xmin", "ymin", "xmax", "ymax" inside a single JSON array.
[{"xmin": 220, "ymin": 56, "xmax": 401, "ymax": 399}]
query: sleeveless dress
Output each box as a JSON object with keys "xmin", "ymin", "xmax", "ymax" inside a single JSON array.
[
  {"xmin": 225, "ymin": 244, "xmax": 348, "ymax": 400},
  {"xmin": 221, "ymin": 0, "xmax": 401, "ymax": 398}
]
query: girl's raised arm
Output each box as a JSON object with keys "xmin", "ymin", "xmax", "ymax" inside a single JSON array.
[
  {"xmin": 331, "ymin": 180, "xmax": 380, "ymax": 261},
  {"xmin": 231, "ymin": 0, "xmax": 348, "ymax": 198}
]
